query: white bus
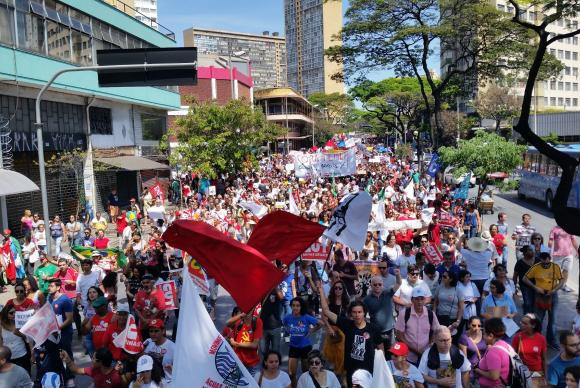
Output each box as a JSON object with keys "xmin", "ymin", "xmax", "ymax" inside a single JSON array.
[{"xmin": 517, "ymin": 143, "xmax": 580, "ymax": 210}]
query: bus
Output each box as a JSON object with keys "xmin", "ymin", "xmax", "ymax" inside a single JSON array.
[{"xmin": 517, "ymin": 143, "xmax": 580, "ymax": 210}]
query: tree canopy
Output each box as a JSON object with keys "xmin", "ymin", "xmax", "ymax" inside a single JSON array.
[
  {"xmin": 474, "ymin": 83, "xmax": 520, "ymax": 132},
  {"xmin": 169, "ymin": 99, "xmax": 283, "ymax": 178}
]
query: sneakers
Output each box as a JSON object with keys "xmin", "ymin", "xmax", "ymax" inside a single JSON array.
[{"xmin": 563, "ymin": 285, "xmax": 573, "ymax": 292}]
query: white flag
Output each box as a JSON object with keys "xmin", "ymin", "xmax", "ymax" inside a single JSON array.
[
  {"xmin": 371, "ymin": 350, "xmax": 396, "ymax": 388},
  {"xmin": 20, "ymin": 302, "xmax": 60, "ymax": 348},
  {"xmin": 238, "ymin": 201, "xmax": 268, "ymax": 218},
  {"xmin": 403, "ymin": 181, "xmax": 415, "ymax": 200},
  {"xmin": 323, "ymin": 191, "xmax": 372, "ymax": 251},
  {"xmin": 288, "ymin": 189, "xmax": 300, "ymax": 215},
  {"xmin": 173, "ymin": 267, "xmax": 258, "ymax": 388}
]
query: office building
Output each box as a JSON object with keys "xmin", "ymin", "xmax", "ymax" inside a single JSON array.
[
  {"xmin": 183, "ymin": 28, "xmax": 287, "ymax": 91},
  {"xmin": 284, "ymin": 0, "xmax": 344, "ymax": 97},
  {"xmin": 0, "ymin": 0, "xmax": 180, "ymax": 232}
]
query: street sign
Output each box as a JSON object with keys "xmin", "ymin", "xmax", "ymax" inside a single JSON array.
[{"xmin": 97, "ymin": 47, "xmax": 197, "ymax": 87}]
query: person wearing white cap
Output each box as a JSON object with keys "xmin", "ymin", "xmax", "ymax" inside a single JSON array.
[
  {"xmin": 130, "ymin": 354, "xmax": 162, "ymax": 388},
  {"xmin": 351, "ymin": 369, "xmax": 372, "ymax": 388},
  {"xmin": 394, "ymin": 286, "xmax": 440, "ymax": 365}
]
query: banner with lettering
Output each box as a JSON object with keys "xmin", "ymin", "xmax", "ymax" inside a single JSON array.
[
  {"xmin": 15, "ymin": 310, "xmax": 35, "ymax": 329},
  {"xmin": 149, "ymin": 183, "xmax": 165, "ymax": 203},
  {"xmin": 291, "ymin": 148, "xmax": 357, "ymax": 178},
  {"xmin": 188, "ymin": 259, "xmax": 210, "ymax": 296},
  {"xmin": 155, "ymin": 280, "xmax": 178, "ymax": 310},
  {"xmin": 421, "ymin": 242, "xmax": 444, "ymax": 265},
  {"xmin": 301, "ymin": 242, "xmax": 330, "ymax": 260}
]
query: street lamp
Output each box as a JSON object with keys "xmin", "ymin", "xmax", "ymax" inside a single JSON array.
[{"xmin": 218, "ymin": 43, "xmax": 250, "ymax": 100}]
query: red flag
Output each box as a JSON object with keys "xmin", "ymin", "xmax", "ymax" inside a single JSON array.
[
  {"xmin": 162, "ymin": 220, "xmax": 286, "ymax": 313},
  {"xmin": 149, "ymin": 183, "xmax": 165, "ymax": 203},
  {"xmin": 247, "ymin": 211, "xmax": 325, "ymax": 265},
  {"xmin": 113, "ymin": 314, "xmax": 143, "ymax": 354}
]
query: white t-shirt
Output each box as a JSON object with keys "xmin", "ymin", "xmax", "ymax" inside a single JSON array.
[
  {"xmin": 76, "ymin": 271, "xmax": 101, "ymax": 306},
  {"xmin": 418, "ymin": 349, "xmax": 471, "ymax": 388},
  {"xmin": 457, "ymin": 281, "xmax": 480, "ymax": 319},
  {"xmin": 296, "ymin": 370, "xmax": 341, "ymax": 388},
  {"xmin": 394, "ymin": 279, "xmax": 432, "ymax": 306},
  {"xmin": 143, "ymin": 338, "xmax": 175, "ymax": 386},
  {"xmin": 381, "ymin": 244, "xmax": 402, "ymax": 263},
  {"xmin": 387, "ymin": 360, "xmax": 424, "ymax": 387},
  {"xmin": 460, "ymin": 249, "xmax": 492, "ymax": 280},
  {"xmin": 128, "ymin": 382, "xmax": 160, "ymax": 388},
  {"xmin": 254, "ymin": 370, "xmax": 291, "ymax": 387}
]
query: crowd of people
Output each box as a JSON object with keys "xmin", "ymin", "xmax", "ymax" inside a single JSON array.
[{"xmin": 0, "ymin": 142, "xmax": 579, "ymax": 388}]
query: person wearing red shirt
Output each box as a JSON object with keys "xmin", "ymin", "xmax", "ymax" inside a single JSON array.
[
  {"xmin": 94, "ymin": 230, "xmax": 109, "ymax": 250},
  {"xmin": 226, "ymin": 307, "xmax": 263, "ymax": 377},
  {"xmin": 82, "ymin": 296, "xmax": 113, "ymax": 351},
  {"xmin": 60, "ymin": 347, "xmax": 125, "ymax": 388},
  {"xmin": 115, "ymin": 211, "xmax": 127, "ymax": 237},
  {"xmin": 54, "ymin": 258, "xmax": 78, "ymax": 299},
  {"xmin": 105, "ymin": 303, "xmax": 131, "ymax": 361},
  {"xmin": 512, "ymin": 313, "xmax": 548, "ymax": 374},
  {"xmin": 133, "ymin": 274, "xmax": 166, "ymax": 340},
  {"xmin": 4, "ymin": 283, "xmax": 34, "ymax": 312}
]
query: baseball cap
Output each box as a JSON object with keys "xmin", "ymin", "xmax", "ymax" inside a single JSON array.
[
  {"xmin": 116, "ymin": 303, "xmax": 130, "ymax": 314},
  {"xmin": 137, "ymin": 354, "xmax": 154, "ymax": 373},
  {"xmin": 351, "ymin": 369, "xmax": 372, "ymax": 388},
  {"xmin": 411, "ymin": 287, "xmax": 429, "ymax": 299},
  {"xmin": 41, "ymin": 372, "xmax": 61, "ymax": 388},
  {"xmin": 92, "ymin": 296, "xmax": 108, "ymax": 308},
  {"xmin": 148, "ymin": 319, "xmax": 165, "ymax": 329},
  {"xmin": 388, "ymin": 342, "xmax": 410, "ymax": 357}
]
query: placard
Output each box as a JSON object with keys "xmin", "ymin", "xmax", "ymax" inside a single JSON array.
[
  {"xmin": 155, "ymin": 280, "xmax": 178, "ymax": 310},
  {"xmin": 208, "ymin": 186, "xmax": 216, "ymax": 196},
  {"xmin": 15, "ymin": 310, "xmax": 34, "ymax": 329},
  {"xmin": 302, "ymin": 242, "xmax": 330, "ymax": 260}
]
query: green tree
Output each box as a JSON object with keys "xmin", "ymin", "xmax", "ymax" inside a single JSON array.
[
  {"xmin": 439, "ymin": 131, "xmax": 526, "ymax": 203},
  {"xmin": 308, "ymin": 92, "xmax": 355, "ymax": 126},
  {"xmin": 508, "ymin": 0, "xmax": 580, "ymax": 235},
  {"xmin": 474, "ymin": 83, "xmax": 521, "ymax": 132},
  {"xmin": 169, "ymin": 99, "xmax": 283, "ymax": 178},
  {"xmin": 327, "ymin": 0, "xmax": 561, "ymax": 148},
  {"xmin": 350, "ymin": 77, "xmax": 429, "ymax": 141}
]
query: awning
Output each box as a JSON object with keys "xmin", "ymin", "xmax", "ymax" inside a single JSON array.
[
  {"xmin": 0, "ymin": 169, "xmax": 40, "ymax": 196},
  {"xmin": 95, "ymin": 156, "xmax": 170, "ymax": 171}
]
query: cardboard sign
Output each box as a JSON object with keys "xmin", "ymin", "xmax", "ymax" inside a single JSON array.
[
  {"xmin": 155, "ymin": 280, "xmax": 178, "ymax": 310},
  {"xmin": 112, "ymin": 314, "xmax": 144, "ymax": 354},
  {"xmin": 302, "ymin": 242, "xmax": 330, "ymax": 260},
  {"xmin": 208, "ymin": 186, "xmax": 216, "ymax": 196},
  {"xmin": 15, "ymin": 310, "xmax": 34, "ymax": 329},
  {"xmin": 421, "ymin": 242, "xmax": 443, "ymax": 265}
]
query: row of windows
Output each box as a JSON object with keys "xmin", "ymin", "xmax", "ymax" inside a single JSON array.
[
  {"xmin": 548, "ymin": 33, "xmax": 579, "ymax": 45},
  {"xmin": 544, "ymin": 96, "xmax": 579, "ymax": 107},
  {"xmin": 549, "ymin": 48, "xmax": 579, "ymax": 61},
  {"xmin": 522, "ymin": 153, "xmax": 562, "ymax": 176},
  {"xmin": 0, "ymin": 0, "xmax": 156, "ymax": 66},
  {"xmin": 546, "ymin": 80, "xmax": 579, "ymax": 91},
  {"xmin": 498, "ymin": 4, "xmax": 580, "ymax": 29}
]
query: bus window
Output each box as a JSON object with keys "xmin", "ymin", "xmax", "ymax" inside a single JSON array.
[
  {"xmin": 539, "ymin": 155, "xmax": 548, "ymax": 174},
  {"xmin": 548, "ymin": 159, "xmax": 560, "ymax": 176},
  {"xmin": 523, "ymin": 153, "xmax": 532, "ymax": 170}
]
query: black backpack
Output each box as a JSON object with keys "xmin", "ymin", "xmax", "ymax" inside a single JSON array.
[{"xmin": 493, "ymin": 344, "xmax": 533, "ymax": 388}]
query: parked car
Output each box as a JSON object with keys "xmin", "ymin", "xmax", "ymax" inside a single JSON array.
[{"xmin": 443, "ymin": 166, "xmax": 476, "ymax": 187}]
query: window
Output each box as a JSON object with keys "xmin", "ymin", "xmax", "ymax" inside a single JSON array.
[
  {"xmin": 529, "ymin": 11, "xmax": 536, "ymax": 21},
  {"xmin": 565, "ymin": 50, "xmax": 571, "ymax": 60},
  {"xmin": 550, "ymin": 48, "xmax": 556, "ymax": 56},
  {"xmin": 566, "ymin": 97, "xmax": 571, "ymax": 106},
  {"xmin": 544, "ymin": 96, "xmax": 549, "ymax": 106},
  {"xmin": 574, "ymin": 52, "xmax": 579, "ymax": 61},
  {"xmin": 558, "ymin": 81, "xmax": 564, "ymax": 90},
  {"xmin": 141, "ymin": 114, "xmax": 165, "ymax": 141},
  {"xmin": 574, "ymin": 98, "xmax": 578, "ymax": 106},
  {"xmin": 566, "ymin": 81, "xmax": 571, "ymax": 90},
  {"xmin": 16, "ymin": 11, "xmax": 45, "ymax": 53},
  {"xmin": 71, "ymin": 29, "xmax": 92, "ymax": 65},
  {"xmin": 558, "ymin": 50, "xmax": 564, "ymax": 59},
  {"xmin": 550, "ymin": 80, "xmax": 557, "ymax": 89},
  {"xmin": 558, "ymin": 97, "xmax": 564, "ymax": 105},
  {"xmin": 89, "ymin": 107, "xmax": 112, "ymax": 135},
  {"xmin": 574, "ymin": 83, "xmax": 578, "ymax": 91},
  {"xmin": 0, "ymin": 2, "xmax": 15, "ymax": 45},
  {"xmin": 566, "ymin": 66, "xmax": 571, "ymax": 75},
  {"xmin": 573, "ymin": 67, "xmax": 579, "ymax": 76},
  {"xmin": 538, "ymin": 155, "xmax": 547, "ymax": 174},
  {"xmin": 550, "ymin": 97, "xmax": 557, "ymax": 106},
  {"xmin": 497, "ymin": 4, "xmax": 505, "ymax": 11},
  {"xmin": 507, "ymin": 5, "xmax": 514, "ymax": 13},
  {"xmin": 574, "ymin": 37, "xmax": 579, "ymax": 45},
  {"xmin": 47, "ymin": 20, "xmax": 70, "ymax": 60}
]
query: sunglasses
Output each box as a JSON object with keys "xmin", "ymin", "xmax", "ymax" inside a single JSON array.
[
  {"xmin": 533, "ymin": 238, "xmax": 542, "ymax": 241},
  {"xmin": 14, "ymin": 290, "xmax": 25, "ymax": 294},
  {"xmin": 410, "ymin": 272, "xmax": 420, "ymax": 276},
  {"xmin": 471, "ymin": 324, "xmax": 481, "ymax": 327},
  {"xmin": 309, "ymin": 360, "xmax": 321, "ymax": 366},
  {"xmin": 334, "ymin": 286, "xmax": 343, "ymax": 290}
]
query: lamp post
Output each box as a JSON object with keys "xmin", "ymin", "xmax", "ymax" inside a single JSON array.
[{"xmin": 219, "ymin": 45, "xmax": 249, "ymax": 100}]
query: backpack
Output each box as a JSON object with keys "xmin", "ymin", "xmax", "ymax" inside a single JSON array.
[
  {"xmin": 404, "ymin": 307, "xmax": 434, "ymax": 340},
  {"xmin": 493, "ymin": 344, "xmax": 534, "ymax": 388}
]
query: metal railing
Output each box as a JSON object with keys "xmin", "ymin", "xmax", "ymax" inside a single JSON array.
[{"xmin": 101, "ymin": 0, "xmax": 176, "ymax": 40}]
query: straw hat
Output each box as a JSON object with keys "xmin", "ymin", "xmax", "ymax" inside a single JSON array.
[{"xmin": 467, "ymin": 236, "xmax": 487, "ymax": 252}]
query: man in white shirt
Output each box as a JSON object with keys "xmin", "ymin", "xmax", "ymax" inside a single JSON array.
[
  {"xmin": 143, "ymin": 319, "xmax": 175, "ymax": 387},
  {"xmin": 75, "ymin": 258, "xmax": 100, "ymax": 310},
  {"xmin": 393, "ymin": 264, "xmax": 432, "ymax": 310}
]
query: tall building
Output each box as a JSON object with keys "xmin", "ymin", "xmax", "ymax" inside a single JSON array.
[
  {"xmin": 134, "ymin": 0, "xmax": 158, "ymax": 28},
  {"xmin": 442, "ymin": 1, "xmax": 580, "ymax": 113},
  {"xmin": 183, "ymin": 28, "xmax": 287, "ymax": 91},
  {"xmin": 284, "ymin": 0, "xmax": 344, "ymax": 97}
]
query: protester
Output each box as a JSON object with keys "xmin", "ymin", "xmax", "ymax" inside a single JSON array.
[
  {"xmin": 513, "ymin": 245, "xmax": 538, "ymax": 314},
  {"xmin": 5, "ymin": 282, "xmax": 34, "ymax": 312},
  {"xmin": 393, "ymin": 264, "xmax": 432, "ymax": 310},
  {"xmin": 432, "ymin": 270, "xmax": 464, "ymax": 335},
  {"xmin": 482, "ymin": 263, "xmax": 516, "ymax": 298},
  {"xmin": 330, "ymin": 250, "xmax": 358, "ymax": 298},
  {"xmin": 350, "ymin": 369, "xmax": 372, "ymax": 388},
  {"xmin": 0, "ymin": 305, "xmax": 31, "ymax": 374},
  {"xmin": 321, "ymin": 279, "xmax": 348, "ymax": 382},
  {"xmin": 49, "ymin": 215, "xmax": 66, "ymax": 256},
  {"xmin": 512, "ymin": 213, "xmax": 536, "ymax": 259},
  {"xmin": 387, "ymin": 342, "xmax": 425, "ymax": 388},
  {"xmin": 456, "ymin": 270, "xmax": 479, "ymax": 322},
  {"xmin": 133, "ymin": 273, "xmax": 166, "ymax": 340},
  {"xmin": 82, "ymin": 296, "xmax": 113, "ymax": 352},
  {"xmin": 130, "ymin": 354, "xmax": 163, "ymax": 388},
  {"xmin": 480, "ymin": 279, "xmax": 517, "ymax": 320},
  {"xmin": 60, "ymin": 347, "xmax": 124, "ymax": 388},
  {"xmin": 547, "ymin": 332, "xmax": 580, "ymax": 388},
  {"xmin": 104, "ymin": 303, "xmax": 130, "ymax": 361},
  {"xmin": 458, "ymin": 316, "xmax": 486, "ymax": 384},
  {"xmin": 548, "ymin": 225, "xmax": 578, "ymax": 292},
  {"xmin": 512, "ymin": 313, "xmax": 548, "ymax": 379},
  {"xmin": 565, "ymin": 365, "xmax": 580, "ymax": 388},
  {"xmin": 460, "ymin": 236, "xmax": 493, "ymax": 298},
  {"xmin": 474, "ymin": 318, "xmax": 511, "ymax": 388},
  {"xmin": 0, "ymin": 345, "xmax": 33, "ymax": 387},
  {"xmin": 143, "ymin": 319, "xmax": 175, "ymax": 387},
  {"xmin": 260, "ymin": 287, "xmax": 284, "ymax": 357},
  {"xmin": 296, "ymin": 350, "xmax": 341, "ymax": 388},
  {"xmin": 363, "ymin": 272, "xmax": 401, "ymax": 350},
  {"xmin": 47, "ymin": 278, "xmax": 74, "ymax": 385},
  {"xmin": 255, "ymin": 350, "xmax": 291, "ymax": 387},
  {"xmin": 33, "ymin": 254, "xmax": 57, "ymax": 295}
]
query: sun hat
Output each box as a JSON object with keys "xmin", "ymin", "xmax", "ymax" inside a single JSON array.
[
  {"xmin": 480, "ymin": 231, "xmax": 492, "ymax": 241},
  {"xmin": 467, "ymin": 236, "xmax": 488, "ymax": 252}
]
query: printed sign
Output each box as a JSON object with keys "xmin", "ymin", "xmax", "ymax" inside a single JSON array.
[
  {"xmin": 352, "ymin": 260, "xmax": 381, "ymax": 298},
  {"xmin": 149, "ymin": 183, "xmax": 165, "ymax": 203},
  {"xmin": 421, "ymin": 242, "xmax": 443, "ymax": 265},
  {"xmin": 302, "ymin": 242, "xmax": 330, "ymax": 260},
  {"xmin": 155, "ymin": 280, "xmax": 178, "ymax": 310},
  {"xmin": 15, "ymin": 310, "xmax": 35, "ymax": 329},
  {"xmin": 438, "ymin": 211, "xmax": 458, "ymax": 228},
  {"xmin": 208, "ymin": 186, "xmax": 216, "ymax": 196}
]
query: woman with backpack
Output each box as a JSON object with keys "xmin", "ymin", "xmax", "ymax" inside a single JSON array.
[
  {"xmin": 511, "ymin": 313, "xmax": 548, "ymax": 385},
  {"xmin": 474, "ymin": 318, "xmax": 512, "ymax": 388}
]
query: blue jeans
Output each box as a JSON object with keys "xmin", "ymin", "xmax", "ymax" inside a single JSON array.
[
  {"xmin": 535, "ymin": 291, "xmax": 559, "ymax": 347},
  {"xmin": 83, "ymin": 333, "xmax": 95, "ymax": 357},
  {"xmin": 521, "ymin": 284, "xmax": 535, "ymax": 314},
  {"xmin": 501, "ymin": 247, "xmax": 508, "ymax": 267}
]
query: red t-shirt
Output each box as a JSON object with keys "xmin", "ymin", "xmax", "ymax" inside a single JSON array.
[
  {"xmin": 133, "ymin": 289, "xmax": 166, "ymax": 329},
  {"xmin": 6, "ymin": 298, "xmax": 35, "ymax": 312},
  {"xmin": 104, "ymin": 320, "xmax": 126, "ymax": 361},
  {"xmin": 91, "ymin": 312, "xmax": 114, "ymax": 350},
  {"xmin": 493, "ymin": 233, "xmax": 505, "ymax": 255},
  {"xmin": 83, "ymin": 367, "xmax": 123, "ymax": 388},
  {"xmin": 94, "ymin": 237, "xmax": 109, "ymax": 249},
  {"xmin": 512, "ymin": 332, "xmax": 547, "ymax": 372},
  {"xmin": 116, "ymin": 217, "xmax": 127, "ymax": 234},
  {"xmin": 54, "ymin": 267, "xmax": 79, "ymax": 299},
  {"xmin": 232, "ymin": 317, "xmax": 263, "ymax": 367}
]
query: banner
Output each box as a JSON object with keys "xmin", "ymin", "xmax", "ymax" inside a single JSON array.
[
  {"xmin": 291, "ymin": 148, "xmax": 357, "ymax": 178},
  {"xmin": 15, "ymin": 309, "xmax": 35, "ymax": 329},
  {"xmin": 367, "ymin": 219, "xmax": 423, "ymax": 232},
  {"xmin": 188, "ymin": 259, "xmax": 210, "ymax": 296},
  {"xmin": 371, "ymin": 350, "xmax": 396, "ymax": 388},
  {"xmin": 438, "ymin": 211, "xmax": 458, "ymax": 228},
  {"xmin": 173, "ymin": 267, "xmax": 258, "ymax": 388},
  {"xmin": 323, "ymin": 191, "xmax": 373, "ymax": 251},
  {"xmin": 302, "ymin": 242, "xmax": 330, "ymax": 260},
  {"xmin": 20, "ymin": 302, "xmax": 60, "ymax": 347},
  {"xmin": 427, "ymin": 153, "xmax": 441, "ymax": 177},
  {"xmin": 288, "ymin": 189, "xmax": 299, "ymax": 215},
  {"xmin": 208, "ymin": 186, "xmax": 216, "ymax": 196},
  {"xmin": 353, "ymin": 260, "xmax": 381, "ymax": 298},
  {"xmin": 149, "ymin": 183, "xmax": 165, "ymax": 203},
  {"xmin": 421, "ymin": 242, "xmax": 443, "ymax": 265},
  {"xmin": 155, "ymin": 280, "xmax": 178, "ymax": 310},
  {"xmin": 238, "ymin": 201, "xmax": 268, "ymax": 218},
  {"xmin": 112, "ymin": 314, "xmax": 144, "ymax": 354}
]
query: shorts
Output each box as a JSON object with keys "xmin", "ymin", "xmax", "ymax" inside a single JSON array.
[
  {"xmin": 288, "ymin": 345, "xmax": 312, "ymax": 359},
  {"xmin": 553, "ymin": 255, "xmax": 572, "ymax": 272}
]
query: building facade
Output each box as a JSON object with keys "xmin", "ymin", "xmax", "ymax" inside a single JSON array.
[
  {"xmin": 0, "ymin": 0, "xmax": 180, "ymax": 233},
  {"xmin": 183, "ymin": 28, "xmax": 287, "ymax": 91},
  {"xmin": 255, "ymin": 87, "xmax": 314, "ymax": 152},
  {"xmin": 284, "ymin": 0, "xmax": 344, "ymax": 97}
]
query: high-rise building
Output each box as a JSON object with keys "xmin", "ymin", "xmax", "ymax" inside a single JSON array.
[
  {"xmin": 284, "ymin": 0, "xmax": 344, "ymax": 97},
  {"xmin": 442, "ymin": 1, "xmax": 580, "ymax": 112},
  {"xmin": 134, "ymin": 0, "xmax": 158, "ymax": 28},
  {"xmin": 183, "ymin": 28, "xmax": 287, "ymax": 91}
]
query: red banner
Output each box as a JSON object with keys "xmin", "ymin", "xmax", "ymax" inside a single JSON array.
[
  {"xmin": 301, "ymin": 242, "xmax": 330, "ymax": 260},
  {"xmin": 112, "ymin": 314, "xmax": 143, "ymax": 354},
  {"xmin": 149, "ymin": 183, "xmax": 165, "ymax": 203},
  {"xmin": 155, "ymin": 280, "xmax": 178, "ymax": 310},
  {"xmin": 421, "ymin": 243, "xmax": 443, "ymax": 265},
  {"xmin": 438, "ymin": 211, "xmax": 458, "ymax": 227}
]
